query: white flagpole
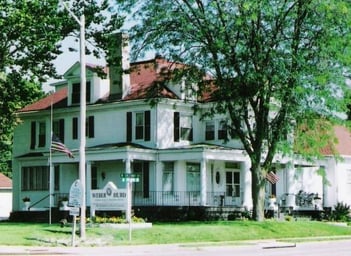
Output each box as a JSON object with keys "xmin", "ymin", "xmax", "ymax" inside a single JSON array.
[
  {"xmin": 49, "ymin": 94, "xmax": 54, "ymax": 225},
  {"xmin": 79, "ymin": 13, "xmax": 87, "ymax": 240}
]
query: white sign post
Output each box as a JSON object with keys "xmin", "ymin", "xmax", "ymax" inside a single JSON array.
[
  {"xmin": 121, "ymin": 173, "xmax": 140, "ymax": 241},
  {"xmin": 68, "ymin": 180, "xmax": 83, "ymax": 247}
]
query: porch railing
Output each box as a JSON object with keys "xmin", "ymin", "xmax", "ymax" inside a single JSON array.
[{"xmin": 132, "ymin": 191, "xmax": 241, "ymax": 207}]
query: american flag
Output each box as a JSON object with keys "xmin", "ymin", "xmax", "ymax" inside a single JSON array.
[
  {"xmin": 266, "ymin": 171, "xmax": 279, "ymax": 184},
  {"xmin": 51, "ymin": 134, "xmax": 74, "ymax": 158}
]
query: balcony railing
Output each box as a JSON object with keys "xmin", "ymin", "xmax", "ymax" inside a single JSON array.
[{"xmin": 132, "ymin": 191, "xmax": 242, "ymax": 207}]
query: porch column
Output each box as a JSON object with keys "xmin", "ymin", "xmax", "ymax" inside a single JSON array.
[
  {"xmin": 155, "ymin": 161, "xmax": 163, "ymax": 205},
  {"xmin": 86, "ymin": 161, "xmax": 92, "ymax": 207},
  {"xmin": 285, "ymin": 162, "xmax": 295, "ymax": 208},
  {"xmin": 200, "ymin": 159, "xmax": 207, "ymax": 206},
  {"xmin": 242, "ymin": 161, "xmax": 253, "ymax": 210}
]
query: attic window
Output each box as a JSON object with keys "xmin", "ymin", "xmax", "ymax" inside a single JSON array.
[{"xmin": 72, "ymin": 82, "xmax": 91, "ymax": 104}]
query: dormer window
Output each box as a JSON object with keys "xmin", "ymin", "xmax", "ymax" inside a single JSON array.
[
  {"xmin": 181, "ymin": 80, "xmax": 197, "ymax": 101},
  {"xmin": 72, "ymin": 82, "xmax": 91, "ymax": 104}
]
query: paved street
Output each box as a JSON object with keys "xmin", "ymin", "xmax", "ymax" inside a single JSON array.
[{"xmin": 0, "ymin": 239, "xmax": 350, "ymax": 256}]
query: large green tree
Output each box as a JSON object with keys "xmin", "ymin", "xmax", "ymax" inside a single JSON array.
[
  {"xmin": 0, "ymin": 0, "xmax": 123, "ymax": 175},
  {"xmin": 117, "ymin": 0, "xmax": 351, "ymax": 220}
]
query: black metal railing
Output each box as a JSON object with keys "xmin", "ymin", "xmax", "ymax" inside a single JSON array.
[
  {"xmin": 28, "ymin": 194, "xmax": 51, "ymax": 210},
  {"xmin": 131, "ymin": 191, "xmax": 241, "ymax": 207},
  {"xmin": 27, "ymin": 193, "xmax": 70, "ymax": 210}
]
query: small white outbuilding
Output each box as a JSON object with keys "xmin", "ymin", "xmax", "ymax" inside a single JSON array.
[{"xmin": 0, "ymin": 173, "xmax": 12, "ymax": 220}]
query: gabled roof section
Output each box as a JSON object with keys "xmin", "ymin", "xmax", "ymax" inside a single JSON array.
[
  {"xmin": 0, "ymin": 173, "xmax": 12, "ymax": 189},
  {"xmin": 63, "ymin": 61, "xmax": 108, "ymax": 78},
  {"xmin": 18, "ymin": 56, "xmax": 214, "ymax": 113},
  {"xmin": 18, "ymin": 87, "xmax": 68, "ymax": 113}
]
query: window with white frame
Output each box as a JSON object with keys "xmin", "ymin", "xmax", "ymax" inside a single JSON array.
[
  {"xmin": 162, "ymin": 162, "xmax": 174, "ymax": 193},
  {"xmin": 180, "ymin": 115, "xmax": 193, "ymax": 140},
  {"xmin": 86, "ymin": 116, "xmax": 95, "ymax": 138},
  {"xmin": 186, "ymin": 163, "xmax": 200, "ymax": 192},
  {"xmin": 226, "ymin": 171, "xmax": 240, "ymax": 197},
  {"xmin": 22, "ymin": 166, "xmax": 49, "ymax": 191},
  {"xmin": 126, "ymin": 111, "xmax": 151, "ymax": 142},
  {"xmin": 53, "ymin": 119, "xmax": 64, "ymax": 142},
  {"xmin": 174, "ymin": 112, "xmax": 193, "ymax": 142},
  {"xmin": 204, "ymin": 119, "xmax": 228, "ymax": 141},
  {"xmin": 135, "ymin": 112, "xmax": 145, "ymax": 140},
  {"xmin": 205, "ymin": 121, "xmax": 215, "ymax": 140},
  {"xmin": 71, "ymin": 82, "xmax": 91, "ymax": 104},
  {"xmin": 218, "ymin": 120, "xmax": 228, "ymax": 140},
  {"xmin": 225, "ymin": 162, "xmax": 241, "ymax": 197},
  {"xmin": 38, "ymin": 122, "xmax": 46, "ymax": 148}
]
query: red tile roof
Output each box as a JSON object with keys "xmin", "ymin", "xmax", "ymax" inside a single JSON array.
[
  {"xmin": 18, "ymin": 57, "xmax": 184, "ymax": 112},
  {"xmin": 124, "ymin": 57, "xmax": 181, "ymax": 100},
  {"xmin": 322, "ymin": 125, "xmax": 351, "ymax": 156},
  {"xmin": 19, "ymin": 87, "xmax": 68, "ymax": 112},
  {"xmin": 0, "ymin": 173, "xmax": 12, "ymax": 189}
]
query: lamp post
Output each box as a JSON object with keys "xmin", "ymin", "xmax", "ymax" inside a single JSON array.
[{"xmin": 60, "ymin": 0, "xmax": 86, "ymax": 239}]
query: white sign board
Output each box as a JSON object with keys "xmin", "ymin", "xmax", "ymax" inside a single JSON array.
[
  {"xmin": 69, "ymin": 179, "xmax": 83, "ymax": 207},
  {"xmin": 69, "ymin": 207, "xmax": 80, "ymax": 216},
  {"xmin": 91, "ymin": 181, "xmax": 127, "ymax": 211}
]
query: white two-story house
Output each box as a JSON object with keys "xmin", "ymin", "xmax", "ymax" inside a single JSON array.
[{"xmin": 11, "ymin": 33, "xmax": 351, "ymax": 220}]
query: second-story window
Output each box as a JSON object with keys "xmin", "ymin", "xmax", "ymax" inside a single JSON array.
[
  {"xmin": 38, "ymin": 122, "xmax": 46, "ymax": 148},
  {"xmin": 218, "ymin": 120, "xmax": 228, "ymax": 140},
  {"xmin": 72, "ymin": 116, "xmax": 94, "ymax": 139},
  {"xmin": 72, "ymin": 117, "xmax": 78, "ymax": 140},
  {"xmin": 205, "ymin": 121, "xmax": 215, "ymax": 140},
  {"xmin": 204, "ymin": 119, "xmax": 228, "ymax": 141},
  {"xmin": 135, "ymin": 112, "xmax": 144, "ymax": 140},
  {"xmin": 30, "ymin": 122, "xmax": 36, "ymax": 149},
  {"xmin": 53, "ymin": 119, "xmax": 65, "ymax": 143},
  {"xmin": 86, "ymin": 116, "xmax": 95, "ymax": 138},
  {"xmin": 174, "ymin": 112, "xmax": 193, "ymax": 142},
  {"xmin": 180, "ymin": 115, "xmax": 192, "ymax": 140},
  {"xmin": 126, "ymin": 111, "xmax": 150, "ymax": 142},
  {"xmin": 72, "ymin": 82, "xmax": 91, "ymax": 104}
]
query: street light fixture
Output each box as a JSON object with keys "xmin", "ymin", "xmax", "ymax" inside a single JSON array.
[{"xmin": 60, "ymin": 0, "xmax": 86, "ymax": 239}]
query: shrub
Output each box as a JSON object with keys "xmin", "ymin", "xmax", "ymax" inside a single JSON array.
[
  {"xmin": 91, "ymin": 215, "xmax": 145, "ymax": 224},
  {"xmin": 285, "ymin": 215, "xmax": 293, "ymax": 222},
  {"xmin": 332, "ymin": 202, "xmax": 350, "ymax": 222}
]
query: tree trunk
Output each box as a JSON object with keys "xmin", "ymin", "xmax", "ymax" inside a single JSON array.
[{"xmin": 251, "ymin": 163, "xmax": 266, "ymax": 221}]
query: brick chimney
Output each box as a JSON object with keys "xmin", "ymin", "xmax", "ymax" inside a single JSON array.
[{"xmin": 108, "ymin": 32, "xmax": 130, "ymax": 99}]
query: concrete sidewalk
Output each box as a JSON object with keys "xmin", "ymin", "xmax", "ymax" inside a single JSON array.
[{"xmin": 0, "ymin": 237, "xmax": 350, "ymax": 256}]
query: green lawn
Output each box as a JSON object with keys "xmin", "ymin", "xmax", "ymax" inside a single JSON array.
[{"xmin": 0, "ymin": 221, "xmax": 350, "ymax": 246}]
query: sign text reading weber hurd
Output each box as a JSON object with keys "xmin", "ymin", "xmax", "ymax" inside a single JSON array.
[{"xmin": 90, "ymin": 181, "xmax": 127, "ymax": 211}]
